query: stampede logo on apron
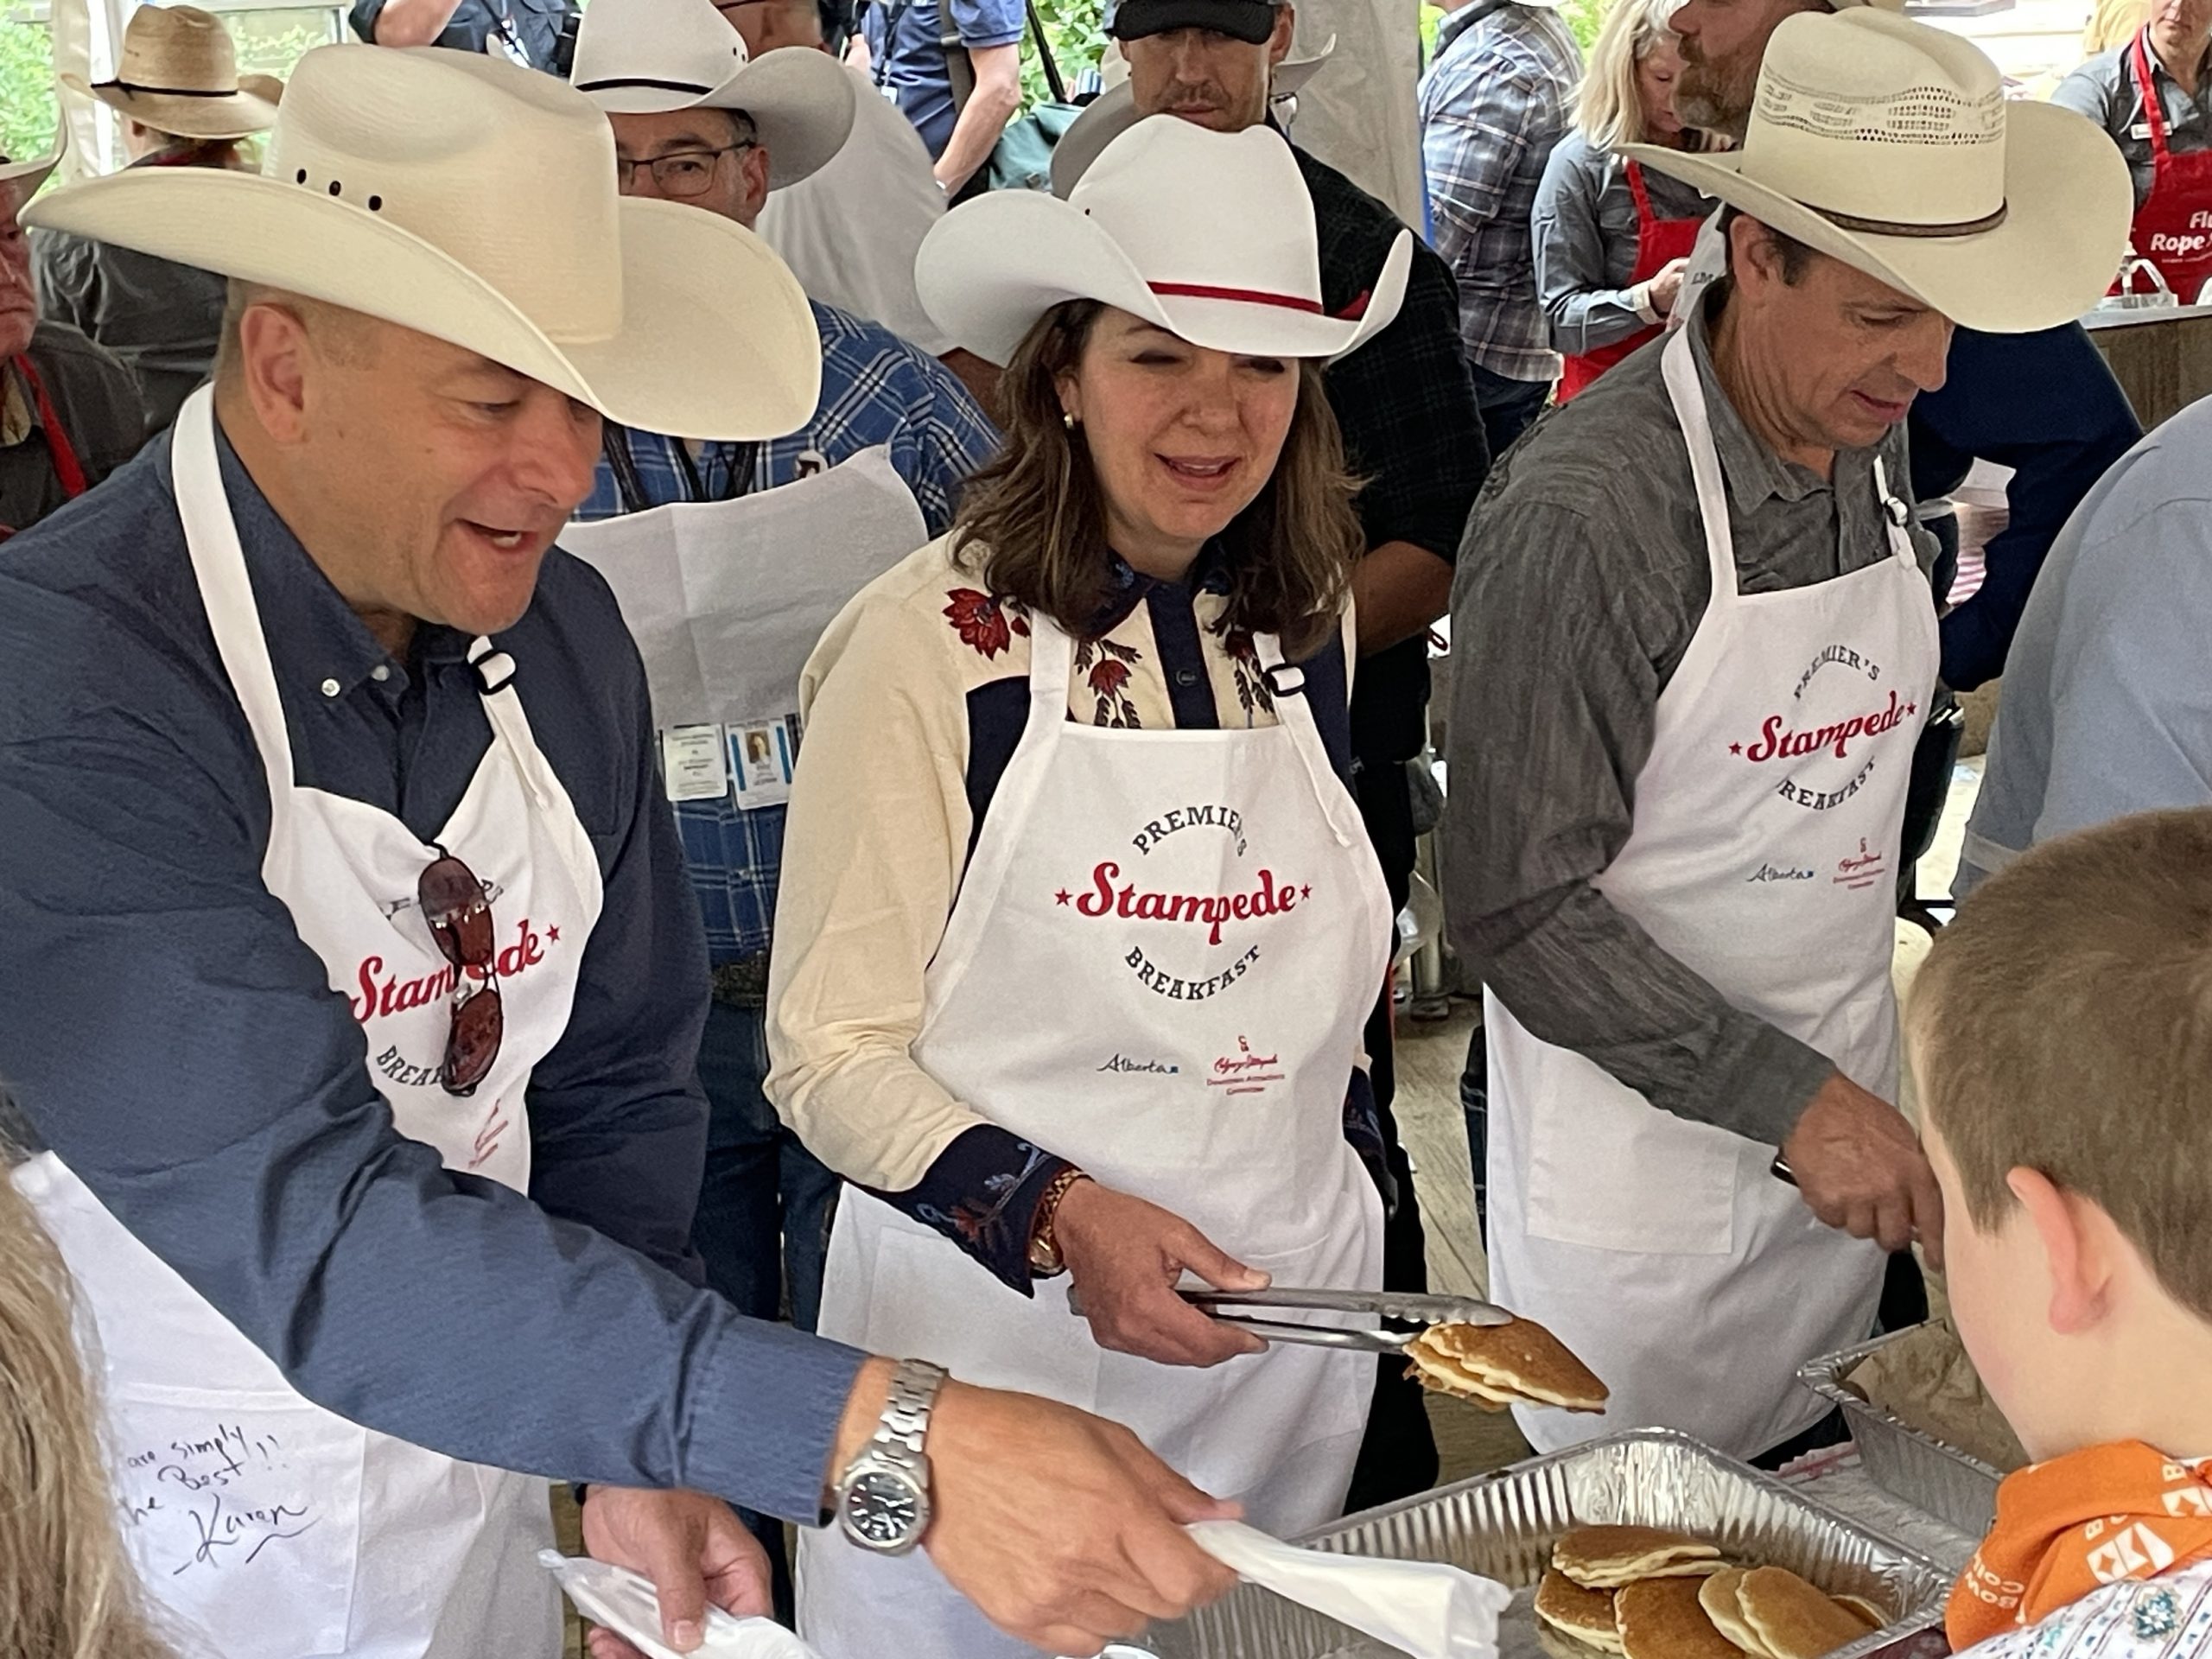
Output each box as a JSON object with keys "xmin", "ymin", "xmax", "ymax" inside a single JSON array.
[
  {"xmin": 1053, "ymin": 804, "xmax": 1313, "ymax": 1002},
  {"xmin": 1726, "ymin": 642, "xmax": 1918, "ymax": 811}
]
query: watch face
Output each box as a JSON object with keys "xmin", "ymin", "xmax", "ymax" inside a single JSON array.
[{"xmin": 843, "ymin": 1468, "xmax": 925, "ymax": 1548}]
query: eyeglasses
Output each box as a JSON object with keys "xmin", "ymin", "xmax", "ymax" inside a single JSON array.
[
  {"xmin": 419, "ymin": 851, "xmax": 503, "ymax": 1096},
  {"xmin": 616, "ymin": 143, "xmax": 754, "ymax": 200}
]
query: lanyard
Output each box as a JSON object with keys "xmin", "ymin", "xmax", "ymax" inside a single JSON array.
[
  {"xmin": 10, "ymin": 354, "xmax": 90, "ymax": 501},
  {"xmin": 601, "ymin": 423, "xmax": 758, "ymax": 513}
]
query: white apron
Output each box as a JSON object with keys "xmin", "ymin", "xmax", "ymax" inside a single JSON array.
[
  {"xmin": 14, "ymin": 390, "xmax": 605, "ymax": 1658},
  {"xmin": 1484, "ymin": 327, "xmax": 1939, "ymax": 1460},
  {"xmin": 798, "ymin": 613, "xmax": 1393, "ymax": 1659}
]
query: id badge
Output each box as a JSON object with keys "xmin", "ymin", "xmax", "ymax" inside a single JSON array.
[
  {"xmin": 730, "ymin": 715, "xmax": 803, "ymax": 810},
  {"xmin": 660, "ymin": 724, "xmax": 730, "ymax": 802}
]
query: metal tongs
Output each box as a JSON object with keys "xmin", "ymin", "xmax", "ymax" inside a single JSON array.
[{"xmin": 1179, "ymin": 1287, "xmax": 1515, "ymax": 1352}]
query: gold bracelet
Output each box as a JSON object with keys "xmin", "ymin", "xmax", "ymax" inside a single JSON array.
[{"xmin": 1027, "ymin": 1166, "xmax": 1091, "ymax": 1278}]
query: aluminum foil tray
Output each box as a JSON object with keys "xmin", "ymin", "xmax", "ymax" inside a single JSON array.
[
  {"xmin": 1802, "ymin": 1332, "xmax": 2005, "ymax": 1538},
  {"xmin": 1140, "ymin": 1428, "xmax": 1955, "ymax": 1659}
]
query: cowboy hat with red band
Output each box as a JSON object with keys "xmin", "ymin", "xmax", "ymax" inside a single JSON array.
[{"xmin": 916, "ymin": 113, "xmax": 1408, "ymax": 367}]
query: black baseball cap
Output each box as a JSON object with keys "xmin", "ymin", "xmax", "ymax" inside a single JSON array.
[{"xmin": 1106, "ymin": 0, "xmax": 1282, "ymax": 44}]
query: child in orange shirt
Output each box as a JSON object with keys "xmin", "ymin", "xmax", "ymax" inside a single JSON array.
[{"xmin": 1908, "ymin": 807, "xmax": 2212, "ymax": 1658}]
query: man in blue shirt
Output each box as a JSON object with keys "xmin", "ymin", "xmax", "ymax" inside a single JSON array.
[
  {"xmin": 852, "ymin": 0, "xmax": 1024, "ymax": 194},
  {"xmin": 4, "ymin": 43, "xmax": 1228, "ymax": 1659}
]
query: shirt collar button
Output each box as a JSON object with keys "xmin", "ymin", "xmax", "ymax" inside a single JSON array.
[{"xmin": 320, "ymin": 677, "xmax": 341, "ymax": 698}]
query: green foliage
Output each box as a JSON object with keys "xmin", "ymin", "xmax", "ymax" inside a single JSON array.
[
  {"xmin": 1560, "ymin": 0, "xmax": 1609, "ymax": 52},
  {"xmin": 1019, "ymin": 0, "xmax": 1104, "ymax": 105},
  {"xmin": 0, "ymin": 0, "xmax": 58, "ymax": 165}
]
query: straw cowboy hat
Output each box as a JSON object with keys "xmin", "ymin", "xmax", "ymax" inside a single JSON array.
[
  {"xmin": 24, "ymin": 45, "xmax": 821, "ymax": 441},
  {"xmin": 1052, "ymin": 36, "xmax": 1333, "ymax": 196},
  {"xmin": 1625, "ymin": 10, "xmax": 2127, "ymax": 332},
  {"xmin": 64, "ymin": 6, "xmax": 281, "ymax": 143},
  {"xmin": 923, "ymin": 113, "xmax": 1409, "ymax": 366},
  {"xmin": 570, "ymin": 0, "xmax": 856, "ymax": 189}
]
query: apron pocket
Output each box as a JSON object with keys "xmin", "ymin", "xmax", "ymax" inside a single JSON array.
[
  {"xmin": 1522, "ymin": 1072, "xmax": 1740, "ymax": 1257},
  {"xmin": 107, "ymin": 1382, "xmax": 365, "ymax": 1656},
  {"xmin": 861, "ymin": 1224, "xmax": 1104, "ymax": 1412}
]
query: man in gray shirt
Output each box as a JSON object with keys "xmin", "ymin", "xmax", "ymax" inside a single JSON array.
[
  {"xmin": 1443, "ymin": 9, "xmax": 2128, "ymax": 1461},
  {"xmin": 1955, "ymin": 407, "xmax": 2204, "ymax": 896}
]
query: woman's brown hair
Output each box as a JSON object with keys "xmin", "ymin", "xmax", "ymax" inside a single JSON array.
[
  {"xmin": 0, "ymin": 1148, "xmax": 175, "ymax": 1659},
  {"xmin": 950, "ymin": 300, "xmax": 1365, "ymax": 662}
]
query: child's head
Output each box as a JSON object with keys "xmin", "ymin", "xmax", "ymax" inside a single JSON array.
[{"xmin": 1907, "ymin": 808, "xmax": 2212, "ymax": 1462}]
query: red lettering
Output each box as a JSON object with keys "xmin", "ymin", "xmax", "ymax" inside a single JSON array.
[
  {"xmin": 1077, "ymin": 861, "xmax": 1118, "ymax": 918},
  {"xmin": 1747, "ymin": 715, "xmax": 1785, "ymax": 764},
  {"xmin": 353, "ymin": 957, "xmax": 383, "ymax": 1023},
  {"xmin": 1063, "ymin": 865, "xmax": 1305, "ymax": 945}
]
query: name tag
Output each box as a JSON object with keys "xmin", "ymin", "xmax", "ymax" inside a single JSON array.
[
  {"xmin": 2133, "ymin": 121, "xmax": 2156, "ymax": 141},
  {"xmin": 729, "ymin": 715, "xmax": 802, "ymax": 811},
  {"xmin": 660, "ymin": 724, "xmax": 730, "ymax": 802}
]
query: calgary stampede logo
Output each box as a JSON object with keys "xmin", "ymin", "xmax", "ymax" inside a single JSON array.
[
  {"xmin": 1726, "ymin": 642, "xmax": 1920, "ymax": 811},
  {"xmin": 1053, "ymin": 804, "xmax": 1311, "ymax": 1001}
]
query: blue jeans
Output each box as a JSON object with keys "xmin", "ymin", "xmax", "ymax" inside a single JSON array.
[
  {"xmin": 692, "ymin": 998, "xmax": 838, "ymax": 1332},
  {"xmin": 692, "ymin": 997, "xmax": 841, "ymax": 1623},
  {"xmin": 1470, "ymin": 359, "xmax": 1553, "ymax": 463}
]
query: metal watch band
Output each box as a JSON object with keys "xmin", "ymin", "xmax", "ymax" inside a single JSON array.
[{"xmin": 868, "ymin": 1358, "xmax": 948, "ymax": 1472}]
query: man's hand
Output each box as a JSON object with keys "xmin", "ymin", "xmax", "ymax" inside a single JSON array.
[
  {"xmin": 579, "ymin": 1486, "xmax": 772, "ymax": 1658},
  {"xmin": 925, "ymin": 1380, "xmax": 1243, "ymax": 1655},
  {"xmin": 1781, "ymin": 1071, "xmax": 1945, "ymax": 1268},
  {"xmin": 1649, "ymin": 257, "xmax": 1690, "ymax": 317},
  {"xmin": 1056, "ymin": 1181, "xmax": 1269, "ymax": 1367}
]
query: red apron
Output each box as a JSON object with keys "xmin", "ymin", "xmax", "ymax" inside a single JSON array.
[
  {"xmin": 1558, "ymin": 161, "xmax": 1703, "ymax": 402},
  {"xmin": 2116, "ymin": 29, "xmax": 2212, "ymax": 303},
  {"xmin": 0, "ymin": 353, "xmax": 90, "ymax": 541}
]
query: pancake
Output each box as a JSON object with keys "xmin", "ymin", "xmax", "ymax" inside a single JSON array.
[
  {"xmin": 1833, "ymin": 1594, "xmax": 1886, "ymax": 1630},
  {"xmin": 1617, "ymin": 1577, "xmax": 1746, "ymax": 1659},
  {"xmin": 1424, "ymin": 1317, "xmax": 1609, "ymax": 1412},
  {"xmin": 1555, "ymin": 1527, "xmax": 1724, "ymax": 1589},
  {"xmin": 1737, "ymin": 1567, "xmax": 1879, "ymax": 1659},
  {"xmin": 1699, "ymin": 1567, "xmax": 1772, "ymax": 1657},
  {"xmin": 1535, "ymin": 1569, "xmax": 1627, "ymax": 1654},
  {"xmin": 1403, "ymin": 1332, "xmax": 1514, "ymax": 1410}
]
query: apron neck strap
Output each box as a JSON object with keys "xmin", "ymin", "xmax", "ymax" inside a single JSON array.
[
  {"xmin": 12, "ymin": 354, "xmax": 89, "ymax": 502},
  {"xmin": 1870, "ymin": 454, "xmax": 1919, "ymax": 567},
  {"xmin": 2134, "ymin": 29, "xmax": 2177, "ymax": 156},
  {"xmin": 1661, "ymin": 324, "xmax": 1741, "ymax": 606}
]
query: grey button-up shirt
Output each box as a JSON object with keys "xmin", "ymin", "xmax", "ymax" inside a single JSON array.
[
  {"xmin": 1532, "ymin": 130, "xmax": 1712, "ymax": 357},
  {"xmin": 1443, "ymin": 296, "xmax": 1936, "ymax": 1145},
  {"xmin": 2052, "ymin": 33, "xmax": 2212, "ymax": 211}
]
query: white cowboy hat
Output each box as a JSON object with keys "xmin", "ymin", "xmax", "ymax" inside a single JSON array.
[
  {"xmin": 1051, "ymin": 37, "xmax": 1333, "ymax": 197},
  {"xmin": 923, "ymin": 113, "xmax": 1408, "ymax": 366},
  {"xmin": 24, "ymin": 45, "xmax": 821, "ymax": 441},
  {"xmin": 63, "ymin": 6, "xmax": 281, "ymax": 143},
  {"xmin": 1626, "ymin": 10, "xmax": 2126, "ymax": 332},
  {"xmin": 571, "ymin": 0, "xmax": 855, "ymax": 188}
]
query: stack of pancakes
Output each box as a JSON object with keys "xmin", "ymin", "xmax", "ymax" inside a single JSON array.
[
  {"xmin": 1533, "ymin": 1528, "xmax": 1885, "ymax": 1659},
  {"xmin": 1402, "ymin": 1318, "xmax": 1607, "ymax": 1414}
]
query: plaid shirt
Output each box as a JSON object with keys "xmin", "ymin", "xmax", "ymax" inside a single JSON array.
[
  {"xmin": 575, "ymin": 297, "xmax": 1000, "ymax": 963},
  {"xmin": 1419, "ymin": 0, "xmax": 1582, "ymax": 381}
]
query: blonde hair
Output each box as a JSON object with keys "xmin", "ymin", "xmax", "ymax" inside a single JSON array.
[
  {"xmin": 1909, "ymin": 809, "xmax": 2212, "ymax": 1320},
  {"xmin": 1576, "ymin": 0, "xmax": 1683, "ymax": 149},
  {"xmin": 0, "ymin": 1152, "xmax": 174, "ymax": 1659},
  {"xmin": 2083, "ymin": 0, "xmax": 2149, "ymax": 55}
]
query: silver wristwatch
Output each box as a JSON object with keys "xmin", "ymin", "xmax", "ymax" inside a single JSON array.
[{"xmin": 833, "ymin": 1358, "xmax": 948, "ymax": 1555}]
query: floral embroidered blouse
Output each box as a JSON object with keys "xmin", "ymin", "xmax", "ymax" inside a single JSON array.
[{"xmin": 765, "ymin": 533, "xmax": 1377, "ymax": 1294}]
